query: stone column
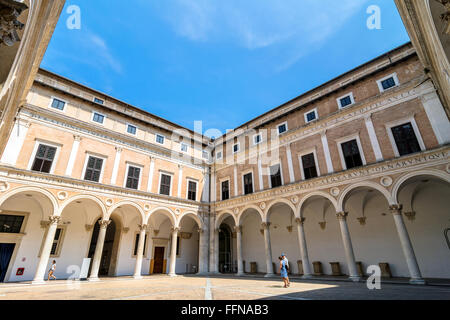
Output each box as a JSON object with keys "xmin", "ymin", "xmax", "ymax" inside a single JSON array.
[
  {"xmin": 320, "ymin": 130, "xmax": 334, "ymax": 174},
  {"xmin": 177, "ymin": 165, "xmax": 183, "ymax": 198},
  {"xmin": 168, "ymin": 227, "xmax": 180, "ymax": 276},
  {"xmin": 197, "ymin": 228, "xmax": 208, "ymax": 274},
  {"xmin": 65, "ymin": 135, "xmax": 82, "ymax": 176},
  {"xmin": 89, "ymin": 219, "xmax": 111, "ymax": 281},
  {"xmin": 336, "ymin": 212, "xmax": 360, "ymax": 282},
  {"xmin": 262, "ymin": 222, "xmax": 274, "ymax": 277},
  {"xmin": 285, "ymin": 144, "xmax": 295, "ymax": 183},
  {"xmin": 390, "ymin": 205, "xmax": 425, "ymax": 285},
  {"xmin": 235, "ymin": 226, "xmax": 244, "ymax": 276},
  {"xmin": 110, "ymin": 147, "xmax": 123, "ymax": 185},
  {"xmin": 32, "ymin": 216, "xmax": 61, "ymax": 284},
  {"xmin": 147, "ymin": 156, "xmax": 155, "ymax": 192},
  {"xmin": 364, "ymin": 114, "xmax": 383, "ymax": 161},
  {"xmin": 214, "ymin": 228, "xmax": 220, "ymax": 273},
  {"xmin": 295, "ymin": 217, "xmax": 313, "ymax": 278},
  {"xmin": 133, "ymin": 224, "xmax": 148, "ymax": 279}
]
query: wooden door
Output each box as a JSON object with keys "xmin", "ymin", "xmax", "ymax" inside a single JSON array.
[{"xmin": 153, "ymin": 247, "xmax": 165, "ymax": 274}]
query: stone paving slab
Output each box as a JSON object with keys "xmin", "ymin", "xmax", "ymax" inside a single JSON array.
[{"xmin": 0, "ymin": 275, "xmax": 449, "ymax": 300}]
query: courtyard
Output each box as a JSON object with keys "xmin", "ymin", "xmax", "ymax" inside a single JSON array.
[{"xmin": 0, "ymin": 275, "xmax": 449, "ymax": 300}]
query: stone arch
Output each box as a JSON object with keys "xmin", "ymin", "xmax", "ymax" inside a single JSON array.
[
  {"xmin": 265, "ymin": 198, "xmax": 297, "ymax": 221},
  {"xmin": 145, "ymin": 206, "xmax": 177, "ymax": 226},
  {"xmin": 177, "ymin": 211, "xmax": 203, "ymax": 229},
  {"xmin": 215, "ymin": 211, "xmax": 237, "ymax": 229},
  {"xmin": 298, "ymin": 191, "xmax": 338, "ymax": 217},
  {"xmin": 391, "ymin": 169, "xmax": 450, "ymax": 204},
  {"xmin": 237, "ymin": 204, "xmax": 265, "ymax": 225},
  {"xmin": 107, "ymin": 201, "xmax": 145, "ymax": 224},
  {"xmin": 58, "ymin": 194, "xmax": 107, "ymax": 218},
  {"xmin": 0, "ymin": 186, "xmax": 58, "ymax": 214},
  {"xmin": 338, "ymin": 181, "xmax": 393, "ymax": 212}
]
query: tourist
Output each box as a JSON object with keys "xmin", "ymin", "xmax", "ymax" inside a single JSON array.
[
  {"xmin": 279, "ymin": 256, "xmax": 289, "ymax": 288},
  {"xmin": 281, "ymin": 253, "xmax": 290, "ymax": 286},
  {"xmin": 48, "ymin": 260, "xmax": 57, "ymax": 281}
]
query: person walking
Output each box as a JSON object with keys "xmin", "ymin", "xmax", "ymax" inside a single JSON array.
[
  {"xmin": 279, "ymin": 256, "xmax": 289, "ymax": 288},
  {"xmin": 48, "ymin": 260, "xmax": 57, "ymax": 281}
]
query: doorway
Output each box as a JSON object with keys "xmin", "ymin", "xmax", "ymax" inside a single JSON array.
[
  {"xmin": 0, "ymin": 243, "xmax": 15, "ymax": 282},
  {"xmin": 153, "ymin": 247, "xmax": 165, "ymax": 274},
  {"xmin": 87, "ymin": 219, "xmax": 117, "ymax": 276},
  {"xmin": 219, "ymin": 224, "xmax": 233, "ymax": 273}
]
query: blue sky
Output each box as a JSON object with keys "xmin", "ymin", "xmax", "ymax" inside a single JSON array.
[{"xmin": 41, "ymin": 0, "xmax": 410, "ymax": 135}]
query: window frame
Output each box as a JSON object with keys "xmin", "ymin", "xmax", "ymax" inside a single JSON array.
[
  {"xmin": 82, "ymin": 153, "xmax": 106, "ymax": 183},
  {"xmin": 158, "ymin": 171, "xmax": 174, "ymax": 196},
  {"xmin": 132, "ymin": 231, "xmax": 148, "ymax": 258},
  {"xmin": 202, "ymin": 150, "xmax": 210, "ymax": 160},
  {"xmin": 304, "ymin": 108, "xmax": 319, "ymax": 124},
  {"xmin": 186, "ymin": 178, "xmax": 198, "ymax": 201},
  {"xmin": 384, "ymin": 116, "xmax": 426, "ymax": 157},
  {"xmin": 216, "ymin": 150, "xmax": 223, "ymax": 160},
  {"xmin": 298, "ymin": 148, "xmax": 321, "ymax": 180},
  {"xmin": 336, "ymin": 92, "xmax": 355, "ymax": 109},
  {"xmin": 277, "ymin": 121, "xmax": 288, "ymax": 136},
  {"xmin": 336, "ymin": 134, "xmax": 367, "ymax": 170},
  {"xmin": 27, "ymin": 139, "xmax": 61, "ymax": 175},
  {"xmin": 267, "ymin": 163, "xmax": 284, "ymax": 188},
  {"xmin": 232, "ymin": 142, "xmax": 240, "ymax": 154},
  {"xmin": 155, "ymin": 134, "xmax": 165, "ymax": 145},
  {"xmin": 180, "ymin": 142, "xmax": 189, "ymax": 153},
  {"xmin": 91, "ymin": 111, "xmax": 106, "ymax": 125},
  {"xmin": 220, "ymin": 178, "xmax": 231, "ymax": 201},
  {"xmin": 376, "ymin": 72, "xmax": 399, "ymax": 93},
  {"xmin": 241, "ymin": 170, "xmax": 254, "ymax": 195},
  {"xmin": 126, "ymin": 123, "xmax": 137, "ymax": 136},
  {"xmin": 49, "ymin": 96, "xmax": 67, "ymax": 112},
  {"xmin": 123, "ymin": 162, "xmax": 143, "ymax": 190},
  {"xmin": 93, "ymin": 97, "xmax": 104, "ymax": 105},
  {"xmin": 253, "ymin": 133, "xmax": 263, "ymax": 146},
  {"xmin": 38, "ymin": 224, "xmax": 67, "ymax": 258}
]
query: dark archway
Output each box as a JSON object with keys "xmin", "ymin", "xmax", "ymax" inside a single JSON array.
[
  {"xmin": 219, "ymin": 224, "xmax": 233, "ymax": 273},
  {"xmin": 88, "ymin": 218, "xmax": 117, "ymax": 276}
]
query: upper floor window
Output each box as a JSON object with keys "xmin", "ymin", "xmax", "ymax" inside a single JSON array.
[
  {"xmin": 31, "ymin": 144, "xmax": 57, "ymax": 173},
  {"xmin": 269, "ymin": 164, "xmax": 282, "ymax": 188},
  {"xmin": 221, "ymin": 180, "xmax": 230, "ymax": 201},
  {"xmin": 277, "ymin": 122, "xmax": 288, "ymax": 135},
  {"xmin": 202, "ymin": 150, "xmax": 209, "ymax": 160},
  {"xmin": 341, "ymin": 139, "xmax": 363, "ymax": 169},
  {"xmin": 92, "ymin": 112, "xmax": 105, "ymax": 124},
  {"xmin": 187, "ymin": 180, "xmax": 197, "ymax": 201},
  {"xmin": 125, "ymin": 165, "xmax": 141, "ymax": 190},
  {"xmin": 156, "ymin": 134, "xmax": 165, "ymax": 145},
  {"xmin": 159, "ymin": 173, "xmax": 172, "ymax": 196},
  {"xmin": 84, "ymin": 156, "xmax": 103, "ymax": 182},
  {"xmin": 51, "ymin": 98, "xmax": 66, "ymax": 111},
  {"xmin": 127, "ymin": 124, "xmax": 137, "ymax": 135},
  {"xmin": 377, "ymin": 73, "xmax": 399, "ymax": 92},
  {"xmin": 216, "ymin": 151, "xmax": 223, "ymax": 160},
  {"xmin": 391, "ymin": 122, "xmax": 421, "ymax": 156},
  {"xmin": 181, "ymin": 143, "xmax": 188, "ymax": 153},
  {"xmin": 301, "ymin": 153, "xmax": 318, "ymax": 180},
  {"xmin": 243, "ymin": 172, "xmax": 253, "ymax": 195},
  {"xmin": 94, "ymin": 98, "xmax": 104, "ymax": 105},
  {"xmin": 233, "ymin": 143, "xmax": 240, "ymax": 154},
  {"xmin": 0, "ymin": 214, "xmax": 24, "ymax": 233},
  {"xmin": 304, "ymin": 109, "xmax": 318, "ymax": 123},
  {"xmin": 253, "ymin": 134, "xmax": 262, "ymax": 145},
  {"xmin": 337, "ymin": 93, "xmax": 355, "ymax": 109}
]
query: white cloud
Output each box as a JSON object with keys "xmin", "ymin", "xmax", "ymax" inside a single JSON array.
[{"xmin": 85, "ymin": 32, "xmax": 123, "ymax": 74}]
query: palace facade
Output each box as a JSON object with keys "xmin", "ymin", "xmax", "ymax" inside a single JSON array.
[{"xmin": 0, "ymin": 41, "xmax": 449, "ymax": 285}]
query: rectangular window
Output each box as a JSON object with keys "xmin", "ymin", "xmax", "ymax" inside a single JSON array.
[
  {"xmin": 254, "ymin": 134, "xmax": 262, "ymax": 145},
  {"xmin": 126, "ymin": 166, "xmax": 141, "ymax": 190},
  {"xmin": 176, "ymin": 236, "xmax": 180, "ymax": 255},
  {"xmin": 181, "ymin": 143, "xmax": 188, "ymax": 152},
  {"xmin": 305, "ymin": 110, "xmax": 317, "ymax": 123},
  {"xmin": 301, "ymin": 153, "xmax": 318, "ymax": 180},
  {"xmin": 270, "ymin": 164, "xmax": 282, "ymax": 188},
  {"xmin": 221, "ymin": 180, "xmax": 230, "ymax": 200},
  {"xmin": 156, "ymin": 134, "xmax": 165, "ymax": 145},
  {"xmin": 277, "ymin": 122, "xmax": 288, "ymax": 135},
  {"xmin": 94, "ymin": 98, "xmax": 104, "ymax": 105},
  {"xmin": 381, "ymin": 77, "xmax": 396, "ymax": 90},
  {"xmin": 216, "ymin": 151, "xmax": 222, "ymax": 160},
  {"xmin": 159, "ymin": 174, "xmax": 172, "ymax": 196},
  {"xmin": 133, "ymin": 233, "xmax": 148, "ymax": 256},
  {"xmin": 377, "ymin": 73, "xmax": 399, "ymax": 92},
  {"xmin": 202, "ymin": 151, "xmax": 209, "ymax": 159},
  {"xmin": 187, "ymin": 180, "xmax": 197, "ymax": 201},
  {"xmin": 31, "ymin": 144, "xmax": 57, "ymax": 173},
  {"xmin": 127, "ymin": 124, "xmax": 137, "ymax": 135},
  {"xmin": 233, "ymin": 143, "xmax": 240, "ymax": 154},
  {"xmin": 51, "ymin": 98, "xmax": 65, "ymax": 111},
  {"xmin": 84, "ymin": 156, "xmax": 103, "ymax": 182},
  {"xmin": 92, "ymin": 112, "xmax": 105, "ymax": 124},
  {"xmin": 0, "ymin": 214, "xmax": 24, "ymax": 233},
  {"xmin": 391, "ymin": 122, "xmax": 421, "ymax": 156},
  {"xmin": 50, "ymin": 228, "xmax": 63, "ymax": 255},
  {"xmin": 340, "ymin": 96, "xmax": 353, "ymax": 108},
  {"xmin": 341, "ymin": 140, "xmax": 363, "ymax": 169},
  {"xmin": 243, "ymin": 173, "xmax": 253, "ymax": 195}
]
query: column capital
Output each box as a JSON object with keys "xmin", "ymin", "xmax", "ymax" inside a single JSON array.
[
  {"xmin": 336, "ymin": 211, "xmax": 348, "ymax": 220},
  {"xmin": 197, "ymin": 228, "xmax": 205, "ymax": 234},
  {"xmin": 171, "ymin": 227, "xmax": 180, "ymax": 233},
  {"xmin": 138, "ymin": 224, "xmax": 148, "ymax": 232},
  {"xmin": 234, "ymin": 225, "xmax": 242, "ymax": 233},
  {"xmin": 320, "ymin": 129, "xmax": 328, "ymax": 138},
  {"xmin": 295, "ymin": 217, "xmax": 306, "ymax": 225},
  {"xmin": 363, "ymin": 113, "xmax": 373, "ymax": 122},
  {"xmin": 73, "ymin": 135, "xmax": 82, "ymax": 142},
  {"xmin": 98, "ymin": 219, "xmax": 111, "ymax": 228},
  {"xmin": 389, "ymin": 204, "xmax": 403, "ymax": 215},
  {"xmin": 178, "ymin": 164, "xmax": 183, "ymax": 170},
  {"xmin": 48, "ymin": 216, "xmax": 61, "ymax": 225},
  {"xmin": 115, "ymin": 146, "xmax": 123, "ymax": 153},
  {"xmin": 261, "ymin": 222, "xmax": 271, "ymax": 230}
]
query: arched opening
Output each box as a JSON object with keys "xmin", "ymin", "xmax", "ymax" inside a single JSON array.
[
  {"xmin": 219, "ymin": 224, "xmax": 233, "ymax": 273},
  {"xmin": 396, "ymin": 174, "xmax": 450, "ymax": 279},
  {"xmin": 88, "ymin": 218, "xmax": 118, "ymax": 277},
  {"xmin": 239, "ymin": 208, "xmax": 264, "ymax": 274},
  {"xmin": 177, "ymin": 214, "xmax": 201, "ymax": 274}
]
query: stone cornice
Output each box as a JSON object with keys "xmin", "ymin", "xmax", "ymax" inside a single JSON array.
[
  {"xmin": 0, "ymin": 165, "xmax": 208, "ymax": 212},
  {"xmin": 213, "ymin": 146, "xmax": 449, "ymax": 211}
]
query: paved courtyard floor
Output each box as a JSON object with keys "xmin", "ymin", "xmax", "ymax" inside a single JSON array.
[{"xmin": 0, "ymin": 275, "xmax": 450, "ymax": 300}]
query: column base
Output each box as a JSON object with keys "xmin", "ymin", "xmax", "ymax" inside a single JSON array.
[
  {"xmin": 264, "ymin": 273, "xmax": 275, "ymax": 278},
  {"xmin": 409, "ymin": 278, "xmax": 426, "ymax": 285},
  {"xmin": 348, "ymin": 275, "xmax": 361, "ymax": 282},
  {"xmin": 236, "ymin": 272, "xmax": 245, "ymax": 277},
  {"xmin": 88, "ymin": 277, "xmax": 100, "ymax": 282},
  {"xmin": 168, "ymin": 273, "xmax": 177, "ymax": 277},
  {"xmin": 31, "ymin": 279, "xmax": 46, "ymax": 285},
  {"xmin": 301, "ymin": 274, "xmax": 313, "ymax": 280},
  {"xmin": 133, "ymin": 275, "xmax": 143, "ymax": 280}
]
